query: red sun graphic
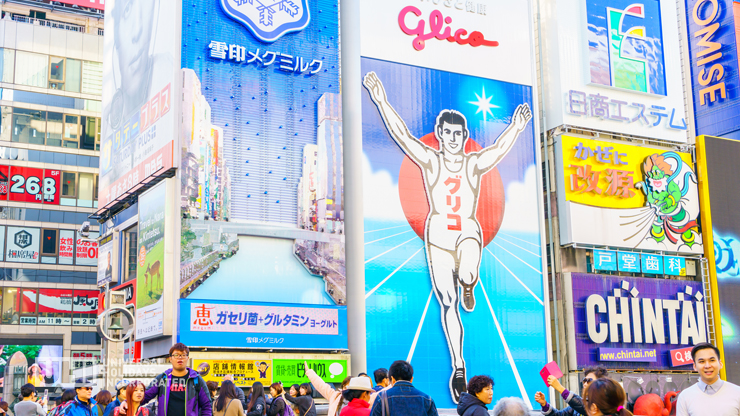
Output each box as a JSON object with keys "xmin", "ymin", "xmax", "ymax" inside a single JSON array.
[{"xmin": 398, "ymin": 133, "xmax": 505, "ymax": 248}]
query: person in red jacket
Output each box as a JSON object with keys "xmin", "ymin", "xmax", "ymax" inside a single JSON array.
[{"xmin": 339, "ymin": 378, "xmax": 374, "ymax": 416}]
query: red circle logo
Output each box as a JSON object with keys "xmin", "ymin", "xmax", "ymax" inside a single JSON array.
[{"xmin": 398, "ymin": 133, "xmax": 505, "ymax": 248}]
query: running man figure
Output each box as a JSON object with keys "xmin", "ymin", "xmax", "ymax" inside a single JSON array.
[{"xmin": 363, "ymin": 72, "xmax": 532, "ymax": 403}]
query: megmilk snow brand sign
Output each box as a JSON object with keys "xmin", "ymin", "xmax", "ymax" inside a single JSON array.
[
  {"xmin": 566, "ymin": 273, "xmax": 707, "ymax": 370},
  {"xmin": 556, "ymin": 134, "xmax": 702, "ymax": 254},
  {"xmin": 361, "ymin": 0, "xmax": 547, "ymax": 407}
]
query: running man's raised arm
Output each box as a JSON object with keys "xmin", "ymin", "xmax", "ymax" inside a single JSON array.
[
  {"xmin": 363, "ymin": 72, "xmax": 434, "ymax": 166},
  {"xmin": 473, "ymin": 103, "xmax": 532, "ymax": 173}
]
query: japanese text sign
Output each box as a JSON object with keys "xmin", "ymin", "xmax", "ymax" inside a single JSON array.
[
  {"xmin": 618, "ymin": 252, "xmax": 641, "ymax": 273},
  {"xmin": 663, "ymin": 256, "xmax": 686, "ymax": 276},
  {"xmin": 191, "ymin": 302, "xmax": 339, "ymax": 335},
  {"xmin": 594, "ymin": 250, "xmax": 617, "ymax": 272},
  {"xmin": 273, "ymin": 359, "xmax": 348, "ymax": 386},
  {"xmin": 4, "ymin": 166, "xmax": 61, "ymax": 205},
  {"xmin": 641, "ymin": 254, "xmax": 664, "ymax": 275},
  {"xmin": 670, "ymin": 346, "xmax": 694, "ymax": 367},
  {"xmin": 193, "ymin": 359, "xmax": 272, "ymax": 387}
]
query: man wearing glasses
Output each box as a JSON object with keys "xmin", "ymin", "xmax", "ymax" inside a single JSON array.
[
  {"xmin": 60, "ymin": 379, "xmax": 98, "ymax": 416},
  {"xmin": 120, "ymin": 343, "xmax": 211, "ymax": 416},
  {"xmin": 533, "ymin": 366, "xmax": 607, "ymax": 416}
]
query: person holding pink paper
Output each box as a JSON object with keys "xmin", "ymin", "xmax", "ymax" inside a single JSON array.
[{"xmin": 534, "ymin": 366, "xmax": 607, "ymax": 416}]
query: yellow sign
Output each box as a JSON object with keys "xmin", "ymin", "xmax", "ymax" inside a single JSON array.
[
  {"xmin": 193, "ymin": 359, "xmax": 272, "ymax": 387},
  {"xmin": 561, "ymin": 135, "xmax": 693, "ymax": 209}
]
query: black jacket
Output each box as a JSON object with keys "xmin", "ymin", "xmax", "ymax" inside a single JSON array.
[
  {"xmin": 456, "ymin": 393, "xmax": 489, "ymax": 416},
  {"xmin": 266, "ymin": 397, "xmax": 286, "ymax": 416},
  {"xmin": 246, "ymin": 396, "xmax": 266, "ymax": 416}
]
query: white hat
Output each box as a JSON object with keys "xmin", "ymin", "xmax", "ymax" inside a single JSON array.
[{"xmin": 344, "ymin": 377, "xmax": 374, "ymax": 392}]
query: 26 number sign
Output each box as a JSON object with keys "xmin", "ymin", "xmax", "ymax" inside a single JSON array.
[{"xmin": 6, "ymin": 166, "xmax": 61, "ymax": 204}]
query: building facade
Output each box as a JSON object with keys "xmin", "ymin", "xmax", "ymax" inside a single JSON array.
[{"xmin": 0, "ymin": 0, "xmax": 104, "ymax": 400}]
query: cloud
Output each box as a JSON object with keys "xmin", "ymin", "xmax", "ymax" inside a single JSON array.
[
  {"xmin": 500, "ymin": 165, "xmax": 542, "ymax": 233},
  {"xmin": 362, "ymin": 153, "xmax": 407, "ymax": 221}
]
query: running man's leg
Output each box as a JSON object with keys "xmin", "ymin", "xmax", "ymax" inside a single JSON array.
[
  {"xmin": 457, "ymin": 238, "xmax": 482, "ymax": 312},
  {"xmin": 427, "ymin": 244, "xmax": 467, "ymax": 403}
]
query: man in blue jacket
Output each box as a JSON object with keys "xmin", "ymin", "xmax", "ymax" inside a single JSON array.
[
  {"xmin": 369, "ymin": 360, "xmax": 438, "ymax": 416},
  {"xmin": 62, "ymin": 379, "xmax": 98, "ymax": 416},
  {"xmin": 120, "ymin": 343, "xmax": 211, "ymax": 416}
]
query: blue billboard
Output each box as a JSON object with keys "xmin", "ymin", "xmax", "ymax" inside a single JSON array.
[
  {"xmin": 179, "ymin": 298, "xmax": 347, "ymax": 350},
  {"xmin": 685, "ymin": 0, "xmax": 740, "ymax": 138},
  {"xmin": 178, "ymin": 0, "xmax": 345, "ymax": 350}
]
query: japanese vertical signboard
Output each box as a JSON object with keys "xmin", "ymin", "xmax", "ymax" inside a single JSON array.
[
  {"xmin": 696, "ymin": 135, "xmax": 740, "ymax": 381},
  {"xmin": 177, "ymin": 0, "xmax": 345, "ymax": 349},
  {"xmin": 58, "ymin": 230, "xmax": 75, "ymax": 265},
  {"xmin": 97, "ymin": 234, "xmax": 115, "ymax": 287},
  {"xmin": 136, "ymin": 181, "xmax": 168, "ymax": 339},
  {"xmin": 76, "ymin": 232, "xmax": 99, "ymax": 266},
  {"xmin": 556, "ymin": 135, "xmax": 702, "ymax": 254},
  {"xmin": 361, "ymin": 0, "xmax": 547, "ymax": 407},
  {"xmin": 565, "ymin": 273, "xmax": 707, "ymax": 370},
  {"xmin": 540, "ymin": 0, "xmax": 688, "ymax": 142},
  {"xmin": 99, "ymin": 0, "xmax": 178, "ymax": 206}
]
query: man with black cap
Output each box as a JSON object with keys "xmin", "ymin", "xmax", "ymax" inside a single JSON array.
[{"xmin": 59, "ymin": 379, "xmax": 98, "ymax": 416}]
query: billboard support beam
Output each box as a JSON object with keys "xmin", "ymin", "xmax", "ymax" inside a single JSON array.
[{"xmin": 341, "ymin": 0, "xmax": 366, "ymax": 374}]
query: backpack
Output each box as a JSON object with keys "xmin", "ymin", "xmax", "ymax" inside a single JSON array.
[{"xmin": 276, "ymin": 397, "xmax": 292, "ymax": 416}]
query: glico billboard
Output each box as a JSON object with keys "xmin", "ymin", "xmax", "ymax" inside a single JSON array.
[
  {"xmin": 360, "ymin": 0, "xmax": 548, "ymax": 407},
  {"xmin": 177, "ymin": 0, "xmax": 345, "ymax": 351}
]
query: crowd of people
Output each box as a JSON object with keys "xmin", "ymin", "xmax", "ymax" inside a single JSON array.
[{"xmin": 2, "ymin": 342, "xmax": 738, "ymax": 416}]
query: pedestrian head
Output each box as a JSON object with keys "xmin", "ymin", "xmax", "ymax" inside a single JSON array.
[
  {"xmin": 691, "ymin": 343, "xmax": 722, "ymax": 385},
  {"xmin": 467, "ymin": 375, "xmax": 494, "ymax": 405},
  {"xmin": 289, "ymin": 384, "xmax": 300, "ymax": 397},
  {"xmin": 341, "ymin": 377, "xmax": 373, "ymax": 404},
  {"xmin": 582, "ymin": 366, "xmax": 608, "ymax": 393},
  {"xmin": 373, "ymin": 368, "xmax": 389, "ymax": 387},
  {"xmin": 299, "ymin": 383, "xmax": 312, "ymax": 397},
  {"xmin": 247, "ymin": 382, "xmax": 265, "ymax": 413},
  {"xmin": 21, "ymin": 384, "xmax": 36, "ymax": 399},
  {"xmin": 584, "ymin": 378, "xmax": 632, "ymax": 416},
  {"xmin": 492, "ymin": 397, "xmax": 529, "ymax": 416},
  {"xmin": 168, "ymin": 343, "xmax": 190, "ymax": 372},
  {"xmin": 60, "ymin": 389, "xmax": 76, "ymax": 404},
  {"xmin": 269, "ymin": 383, "xmax": 283, "ymax": 398},
  {"xmin": 215, "ymin": 380, "xmax": 237, "ymax": 412},
  {"xmin": 126, "ymin": 381, "xmax": 146, "ymax": 416},
  {"xmin": 95, "ymin": 390, "xmax": 112, "ymax": 407},
  {"xmin": 388, "ymin": 360, "xmax": 413, "ymax": 383},
  {"xmin": 206, "ymin": 381, "xmax": 218, "ymax": 398},
  {"xmin": 75, "ymin": 379, "xmax": 94, "ymax": 402},
  {"xmin": 115, "ymin": 381, "xmax": 129, "ymax": 402},
  {"xmin": 358, "ymin": 373, "xmax": 373, "ymax": 386},
  {"xmin": 0, "ymin": 402, "xmax": 7, "ymax": 413}
]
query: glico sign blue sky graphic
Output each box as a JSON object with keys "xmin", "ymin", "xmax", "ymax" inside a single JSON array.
[
  {"xmin": 587, "ymin": 0, "xmax": 667, "ymax": 96},
  {"xmin": 220, "ymin": 0, "xmax": 311, "ymax": 42}
]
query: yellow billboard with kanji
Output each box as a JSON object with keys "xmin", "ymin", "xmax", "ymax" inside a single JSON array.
[
  {"xmin": 193, "ymin": 359, "xmax": 272, "ymax": 387},
  {"xmin": 557, "ymin": 135, "xmax": 703, "ymax": 254}
]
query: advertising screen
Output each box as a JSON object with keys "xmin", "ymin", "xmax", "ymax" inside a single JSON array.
[
  {"xmin": 178, "ymin": 0, "xmax": 344, "ymax": 333},
  {"xmin": 696, "ymin": 135, "xmax": 740, "ymax": 381},
  {"xmin": 360, "ymin": 0, "xmax": 547, "ymax": 406},
  {"xmin": 100, "ymin": 0, "xmax": 177, "ymax": 206},
  {"xmin": 555, "ymin": 134, "xmax": 702, "ymax": 253},
  {"xmin": 685, "ymin": 0, "xmax": 740, "ymax": 138},
  {"xmin": 565, "ymin": 273, "xmax": 706, "ymax": 371},
  {"xmin": 0, "ymin": 344, "xmax": 64, "ymax": 388}
]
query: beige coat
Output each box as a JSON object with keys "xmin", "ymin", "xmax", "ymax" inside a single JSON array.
[{"xmin": 212, "ymin": 398, "xmax": 244, "ymax": 416}]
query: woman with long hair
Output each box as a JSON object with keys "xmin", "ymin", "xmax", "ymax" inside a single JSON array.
[
  {"xmin": 266, "ymin": 384, "xmax": 287, "ymax": 416},
  {"xmin": 584, "ymin": 378, "xmax": 633, "ymax": 416},
  {"xmin": 113, "ymin": 381, "xmax": 150, "ymax": 416},
  {"xmin": 95, "ymin": 391, "xmax": 113, "ymax": 416},
  {"xmin": 28, "ymin": 364, "xmax": 45, "ymax": 387},
  {"xmin": 212, "ymin": 380, "xmax": 244, "ymax": 416},
  {"xmin": 246, "ymin": 382, "xmax": 266, "ymax": 416},
  {"xmin": 282, "ymin": 384, "xmax": 316, "ymax": 416}
]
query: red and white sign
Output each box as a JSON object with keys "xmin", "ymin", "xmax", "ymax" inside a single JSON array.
[
  {"xmin": 75, "ymin": 231, "xmax": 99, "ymax": 266},
  {"xmin": 59, "ymin": 230, "xmax": 75, "ymax": 265},
  {"xmin": 0, "ymin": 165, "xmax": 8, "ymax": 200},
  {"xmin": 73, "ymin": 290, "xmax": 100, "ymax": 314},
  {"xmin": 37, "ymin": 289, "xmax": 74, "ymax": 313},
  {"xmin": 5, "ymin": 166, "xmax": 61, "ymax": 204},
  {"xmin": 670, "ymin": 346, "xmax": 694, "ymax": 367},
  {"xmin": 99, "ymin": 141, "xmax": 173, "ymax": 206},
  {"xmin": 190, "ymin": 303, "xmax": 340, "ymax": 335},
  {"xmin": 56, "ymin": 0, "xmax": 104, "ymax": 11}
]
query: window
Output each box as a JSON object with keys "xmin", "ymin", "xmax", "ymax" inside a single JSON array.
[
  {"xmin": 0, "ymin": 106, "xmax": 11, "ymax": 142},
  {"xmin": 78, "ymin": 173, "xmax": 95, "ymax": 207},
  {"xmin": 65, "ymin": 59, "xmax": 81, "ymax": 93},
  {"xmin": 124, "ymin": 228, "xmax": 138, "ymax": 282},
  {"xmin": 48, "ymin": 56, "xmax": 65, "ymax": 90},
  {"xmin": 42, "ymin": 229, "xmax": 58, "ymax": 255},
  {"xmin": 46, "ymin": 112, "xmax": 63, "ymax": 147},
  {"xmin": 61, "ymin": 172, "xmax": 77, "ymax": 197},
  {"xmin": 94, "ymin": 175, "xmax": 98, "ymax": 200},
  {"xmin": 71, "ymin": 332, "xmax": 101, "ymax": 345},
  {"xmin": 12, "ymin": 107, "xmax": 46, "ymax": 145},
  {"xmin": 0, "ymin": 48, "xmax": 15, "ymax": 83},
  {"xmin": 1, "ymin": 287, "xmax": 18, "ymax": 324},
  {"xmin": 15, "ymin": 51, "xmax": 48, "ymax": 88},
  {"xmin": 80, "ymin": 116, "xmax": 98, "ymax": 150},
  {"xmin": 81, "ymin": 61, "xmax": 102, "ymax": 95},
  {"xmin": 63, "ymin": 114, "xmax": 80, "ymax": 148}
]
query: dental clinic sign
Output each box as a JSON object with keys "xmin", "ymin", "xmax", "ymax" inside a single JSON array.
[{"xmin": 566, "ymin": 273, "xmax": 707, "ymax": 370}]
